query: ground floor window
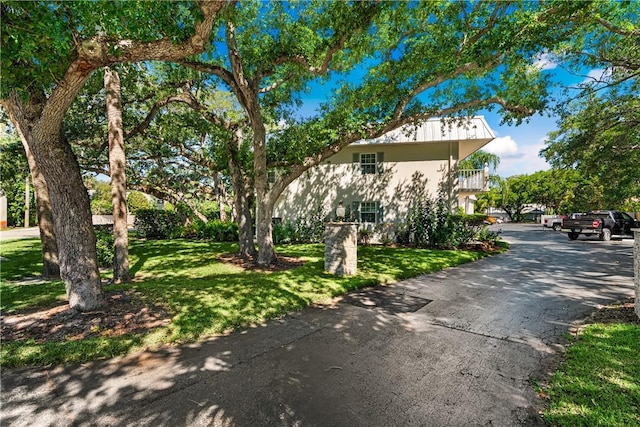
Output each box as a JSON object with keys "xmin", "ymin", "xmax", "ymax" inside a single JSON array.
[
  {"xmin": 351, "ymin": 201, "xmax": 383, "ymax": 223},
  {"xmin": 360, "ymin": 202, "xmax": 377, "ymax": 223}
]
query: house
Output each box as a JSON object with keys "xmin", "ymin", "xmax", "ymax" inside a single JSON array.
[{"xmin": 273, "ymin": 116, "xmax": 495, "ymax": 226}]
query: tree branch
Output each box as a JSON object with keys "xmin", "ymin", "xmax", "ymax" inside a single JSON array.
[{"xmin": 39, "ymin": 0, "xmax": 228, "ymax": 133}]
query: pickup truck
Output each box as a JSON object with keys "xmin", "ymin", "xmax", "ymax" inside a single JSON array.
[
  {"xmin": 542, "ymin": 215, "xmax": 565, "ymax": 231},
  {"xmin": 561, "ymin": 210, "xmax": 638, "ymax": 241}
]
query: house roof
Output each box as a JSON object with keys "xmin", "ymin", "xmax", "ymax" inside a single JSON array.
[{"xmin": 352, "ymin": 116, "xmax": 495, "ymax": 146}]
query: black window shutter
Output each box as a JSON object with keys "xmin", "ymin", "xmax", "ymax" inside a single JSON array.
[
  {"xmin": 351, "ymin": 201, "xmax": 360, "ymax": 222},
  {"xmin": 376, "ymin": 202, "xmax": 384, "ymax": 223},
  {"xmin": 377, "ymin": 152, "xmax": 384, "ymax": 174},
  {"xmin": 353, "ymin": 152, "xmax": 360, "ymax": 174}
]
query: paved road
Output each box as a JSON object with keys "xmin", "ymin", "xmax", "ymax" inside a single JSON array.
[
  {"xmin": 1, "ymin": 224, "xmax": 635, "ymax": 426},
  {"xmin": 0, "ymin": 227, "xmax": 40, "ymax": 241}
]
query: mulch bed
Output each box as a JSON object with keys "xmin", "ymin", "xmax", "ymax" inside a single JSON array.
[
  {"xmin": 216, "ymin": 253, "xmax": 306, "ymax": 272},
  {"xmin": 1, "ymin": 289, "xmax": 171, "ymax": 344}
]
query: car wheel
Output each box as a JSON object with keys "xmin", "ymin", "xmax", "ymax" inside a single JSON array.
[
  {"xmin": 552, "ymin": 224, "xmax": 560, "ymax": 231},
  {"xmin": 568, "ymin": 232, "xmax": 579, "ymax": 240},
  {"xmin": 599, "ymin": 228, "xmax": 612, "ymax": 241}
]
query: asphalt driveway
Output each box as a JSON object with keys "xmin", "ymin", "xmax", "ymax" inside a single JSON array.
[{"xmin": 1, "ymin": 224, "xmax": 635, "ymax": 426}]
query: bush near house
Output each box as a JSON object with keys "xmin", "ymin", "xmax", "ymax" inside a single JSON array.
[
  {"xmin": 274, "ymin": 196, "xmax": 497, "ymax": 249},
  {"xmin": 94, "ymin": 229, "xmax": 114, "ymax": 268},
  {"xmin": 181, "ymin": 219, "xmax": 239, "ymax": 242},
  {"xmin": 127, "ymin": 191, "xmax": 152, "ymax": 214},
  {"xmin": 134, "ymin": 209, "xmax": 183, "ymax": 239}
]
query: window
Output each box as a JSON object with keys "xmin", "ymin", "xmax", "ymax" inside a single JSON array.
[
  {"xmin": 360, "ymin": 153, "xmax": 377, "ymax": 175},
  {"xmin": 352, "ymin": 201, "xmax": 383, "ymax": 223},
  {"xmin": 360, "ymin": 202, "xmax": 377, "ymax": 223},
  {"xmin": 267, "ymin": 170, "xmax": 276, "ymax": 184}
]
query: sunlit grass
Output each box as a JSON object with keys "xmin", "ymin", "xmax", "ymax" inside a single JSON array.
[
  {"xmin": 1, "ymin": 238, "xmax": 493, "ymax": 367},
  {"xmin": 542, "ymin": 323, "xmax": 640, "ymax": 426}
]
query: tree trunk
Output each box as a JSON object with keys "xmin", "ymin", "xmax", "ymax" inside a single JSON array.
[
  {"xmin": 105, "ymin": 68, "xmax": 130, "ymax": 284},
  {"xmin": 235, "ymin": 181, "xmax": 256, "ymax": 258},
  {"xmin": 255, "ymin": 192, "xmax": 276, "ymax": 265},
  {"xmin": 43, "ymin": 133, "xmax": 102, "ymax": 310},
  {"xmin": 215, "ymin": 173, "xmax": 228, "ymax": 222},
  {"xmin": 21, "ymin": 139, "xmax": 60, "ymax": 279},
  {"xmin": 4, "ymin": 95, "xmax": 103, "ymax": 311},
  {"xmin": 229, "ymin": 129, "xmax": 256, "ymax": 258},
  {"xmin": 251, "ymin": 122, "xmax": 276, "ymax": 266}
]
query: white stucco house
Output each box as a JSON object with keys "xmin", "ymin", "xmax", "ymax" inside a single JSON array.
[{"xmin": 273, "ymin": 116, "xmax": 495, "ymax": 226}]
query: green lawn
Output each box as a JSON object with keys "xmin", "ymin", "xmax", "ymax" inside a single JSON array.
[
  {"xmin": 542, "ymin": 322, "xmax": 640, "ymax": 426},
  {"xmin": 0, "ymin": 238, "xmax": 496, "ymax": 367}
]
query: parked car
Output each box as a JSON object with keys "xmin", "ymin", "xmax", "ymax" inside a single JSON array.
[
  {"xmin": 560, "ymin": 210, "xmax": 638, "ymax": 241},
  {"xmin": 542, "ymin": 215, "xmax": 565, "ymax": 231},
  {"xmin": 483, "ymin": 216, "xmax": 504, "ymax": 225}
]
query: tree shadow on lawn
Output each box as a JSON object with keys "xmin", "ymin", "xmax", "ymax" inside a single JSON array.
[
  {"xmin": 543, "ymin": 318, "xmax": 640, "ymax": 426},
  {"xmin": 0, "ymin": 239, "xmax": 46, "ymax": 281},
  {"xmin": 128, "ymin": 239, "xmax": 240, "ymax": 278},
  {"xmin": 1, "ymin": 238, "xmax": 488, "ymax": 368}
]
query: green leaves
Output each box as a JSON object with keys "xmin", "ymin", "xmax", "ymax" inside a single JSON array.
[{"xmin": 1, "ymin": 1, "xmax": 204, "ymax": 98}]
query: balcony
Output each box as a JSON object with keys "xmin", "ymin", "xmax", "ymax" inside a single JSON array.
[{"xmin": 457, "ymin": 168, "xmax": 489, "ymax": 192}]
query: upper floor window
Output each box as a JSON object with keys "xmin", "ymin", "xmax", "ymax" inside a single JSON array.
[
  {"xmin": 353, "ymin": 151, "xmax": 385, "ymax": 175},
  {"xmin": 360, "ymin": 153, "xmax": 376, "ymax": 175}
]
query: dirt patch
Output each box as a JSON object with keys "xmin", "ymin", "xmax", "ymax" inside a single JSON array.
[
  {"xmin": 1, "ymin": 289, "xmax": 171, "ymax": 344},
  {"xmin": 216, "ymin": 253, "xmax": 306, "ymax": 272},
  {"xmin": 583, "ymin": 298, "xmax": 639, "ymax": 326}
]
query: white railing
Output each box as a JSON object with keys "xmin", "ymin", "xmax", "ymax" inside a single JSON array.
[{"xmin": 458, "ymin": 169, "xmax": 488, "ymax": 191}]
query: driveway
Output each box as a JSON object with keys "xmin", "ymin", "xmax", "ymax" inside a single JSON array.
[
  {"xmin": 0, "ymin": 227, "xmax": 40, "ymax": 241},
  {"xmin": 1, "ymin": 224, "xmax": 635, "ymax": 426}
]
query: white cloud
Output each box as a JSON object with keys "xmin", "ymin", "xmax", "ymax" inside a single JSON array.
[
  {"xmin": 483, "ymin": 136, "xmax": 551, "ymax": 177},
  {"xmin": 533, "ymin": 53, "xmax": 558, "ymax": 71},
  {"xmin": 581, "ymin": 68, "xmax": 612, "ymax": 85},
  {"xmin": 483, "ymin": 136, "xmax": 520, "ymax": 159}
]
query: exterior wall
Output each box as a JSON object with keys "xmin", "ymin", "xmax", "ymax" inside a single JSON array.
[
  {"xmin": 273, "ymin": 116, "xmax": 496, "ymax": 223},
  {"xmin": 274, "ymin": 142, "xmax": 457, "ymax": 224}
]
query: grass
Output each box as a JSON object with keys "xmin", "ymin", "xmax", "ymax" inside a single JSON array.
[
  {"xmin": 542, "ymin": 323, "xmax": 640, "ymax": 426},
  {"xmin": 1, "ymin": 237, "xmax": 495, "ymax": 367}
]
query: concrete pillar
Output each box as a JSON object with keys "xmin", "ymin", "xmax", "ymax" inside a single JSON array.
[
  {"xmin": 0, "ymin": 194, "xmax": 7, "ymax": 230},
  {"xmin": 634, "ymin": 229, "xmax": 640, "ymax": 319},
  {"xmin": 325, "ymin": 223, "xmax": 358, "ymax": 276}
]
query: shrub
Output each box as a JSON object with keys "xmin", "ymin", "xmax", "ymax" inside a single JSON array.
[
  {"xmin": 94, "ymin": 229, "xmax": 114, "ymax": 268},
  {"xmin": 203, "ymin": 220, "xmax": 238, "ymax": 242},
  {"xmin": 394, "ymin": 222, "xmax": 411, "ymax": 244},
  {"xmin": 273, "ymin": 206, "xmax": 328, "ymax": 244},
  {"xmin": 180, "ymin": 219, "xmax": 239, "ymax": 241},
  {"xmin": 406, "ymin": 196, "xmax": 449, "ymax": 247},
  {"xmin": 291, "ymin": 206, "xmax": 329, "ymax": 243},
  {"xmin": 404, "ymin": 195, "xmax": 492, "ymax": 249},
  {"xmin": 358, "ymin": 229, "xmax": 372, "ymax": 245},
  {"xmin": 134, "ymin": 209, "xmax": 183, "ymax": 239},
  {"xmin": 374, "ymin": 222, "xmax": 396, "ymax": 245},
  {"xmin": 127, "ymin": 191, "xmax": 151, "ymax": 214},
  {"xmin": 273, "ymin": 221, "xmax": 296, "ymax": 244},
  {"xmin": 475, "ymin": 227, "xmax": 501, "ymax": 245}
]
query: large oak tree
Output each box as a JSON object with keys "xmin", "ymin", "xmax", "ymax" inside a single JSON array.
[
  {"xmin": 0, "ymin": 0, "xmax": 227, "ymax": 311},
  {"xmin": 182, "ymin": 0, "xmax": 587, "ymax": 265}
]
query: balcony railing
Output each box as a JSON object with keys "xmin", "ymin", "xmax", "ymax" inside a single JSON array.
[{"xmin": 457, "ymin": 168, "xmax": 489, "ymax": 191}]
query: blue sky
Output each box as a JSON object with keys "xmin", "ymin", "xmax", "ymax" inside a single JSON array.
[{"xmin": 479, "ymin": 61, "xmax": 610, "ymax": 177}]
